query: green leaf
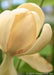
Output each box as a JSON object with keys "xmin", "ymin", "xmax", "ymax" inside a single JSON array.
[
  {"xmin": 26, "ymin": 0, "xmax": 40, "ymax": 5},
  {"xmin": 14, "ymin": 56, "xmax": 19, "ymax": 69},
  {"xmin": 39, "ymin": 44, "xmax": 52, "ymax": 55},
  {"xmin": 43, "ymin": 0, "xmax": 54, "ymax": 6},
  {"xmin": 26, "ymin": 0, "xmax": 54, "ymax": 6}
]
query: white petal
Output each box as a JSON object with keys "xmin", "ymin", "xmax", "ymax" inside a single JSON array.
[{"xmin": 19, "ymin": 53, "xmax": 53, "ymax": 73}]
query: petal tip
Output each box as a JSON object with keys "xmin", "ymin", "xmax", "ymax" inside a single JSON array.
[{"xmin": 44, "ymin": 23, "xmax": 52, "ymax": 40}]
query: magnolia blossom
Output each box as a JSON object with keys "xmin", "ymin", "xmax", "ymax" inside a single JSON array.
[{"xmin": 0, "ymin": 3, "xmax": 53, "ymax": 75}]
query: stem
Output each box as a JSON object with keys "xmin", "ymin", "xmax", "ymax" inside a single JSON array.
[
  {"xmin": 40, "ymin": 0, "xmax": 44, "ymax": 7},
  {"xmin": 52, "ymin": 28, "xmax": 54, "ymax": 73},
  {"xmin": 0, "ymin": 50, "xmax": 3, "ymax": 64},
  {"xmin": 0, "ymin": 54, "xmax": 17, "ymax": 75},
  {"xmin": 16, "ymin": 59, "xmax": 21, "ymax": 71}
]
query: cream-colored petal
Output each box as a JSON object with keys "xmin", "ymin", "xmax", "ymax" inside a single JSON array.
[
  {"xmin": 31, "ymin": 11, "xmax": 41, "ymax": 37},
  {"xmin": 0, "ymin": 9, "xmax": 29, "ymax": 53},
  {"xmin": 12, "ymin": 8, "xmax": 28, "ymax": 15},
  {"xmin": 19, "ymin": 53, "xmax": 53, "ymax": 73},
  {"xmin": 26, "ymin": 24, "xmax": 52, "ymax": 55},
  {"xmin": 17, "ymin": 24, "xmax": 52, "ymax": 56},
  {"xmin": 18, "ymin": 3, "xmax": 44, "ymax": 26},
  {"xmin": 13, "ymin": 11, "xmax": 42, "ymax": 56},
  {"xmin": 25, "ymin": 24, "xmax": 52, "ymax": 55},
  {"xmin": 11, "ymin": 8, "xmax": 29, "ymax": 30},
  {"xmin": 0, "ymin": 10, "xmax": 15, "ymax": 52},
  {"xmin": 7, "ymin": 12, "xmax": 36, "ymax": 54}
]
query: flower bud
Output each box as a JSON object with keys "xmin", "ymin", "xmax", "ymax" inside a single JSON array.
[{"xmin": 0, "ymin": 3, "xmax": 44, "ymax": 56}]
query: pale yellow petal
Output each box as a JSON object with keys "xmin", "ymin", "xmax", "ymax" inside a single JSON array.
[
  {"xmin": 13, "ymin": 11, "xmax": 42, "ymax": 56},
  {"xmin": 0, "ymin": 10, "xmax": 15, "ymax": 52},
  {"xmin": 11, "ymin": 8, "xmax": 29, "ymax": 29},
  {"xmin": 7, "ymin": 12, "xmax": 36, "ymax": 54},
  {"xmin": 25, "ymin": 24, "xmax": 52, "ymax": 54},
  {"xmin": 12, "ymin": 8, "xmax": 28, "ymax": 15},
  {"xmin": 17, "ymin": 24, "xmax": 52, "ymax": 56},
  {"xmin": 0, "ymin": 9, "xmax": 29, "ymax": 53},
  {"xmin": 25, "ymin": 24, "xmax": 52, "ymax": 55},
  {"xmin": 31, "ymin": 11, "xmax": 41, "ymax": 37},
  {"xmin": 18, "ymin": 3, "xmax": 44, "ymax": 26},
  {"xmin": 19, "ymin": 53, "xmax": 53, "ymax": 73}
]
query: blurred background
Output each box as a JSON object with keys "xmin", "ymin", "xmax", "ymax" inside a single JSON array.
[{"xmin": 0, "ymin": 0, "xmax": 54, "ymax": 75}]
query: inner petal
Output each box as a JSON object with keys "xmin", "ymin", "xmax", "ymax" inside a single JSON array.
[{"xmin": 7, "ymin": 12, "xmax": 36, "ymax": 54}]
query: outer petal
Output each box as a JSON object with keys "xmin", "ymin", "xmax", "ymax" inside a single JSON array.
[
  {"xmin": 0, "ymin": 10, "xmax": 15, "ymax": 52},
  {"xmin": 18, "ymin": 3, "xmax": 44, "ymax": 27},
  {"xmin": 17, "ymin": 24, "xmax": 52, "ymax": 56},
  {"xmin": 12, "ymin": 8, "xmax": 28, "ymax": 15},
  {"xmin": 0, "ymin": 8, "xmax": 28, "ymax": 53},
  {"xmin": 19, "ymin": 53, "xmax": 53, "ymax": 73},
  {"xmin": 25, "ymin": 24, "xmax": 52, "ymax": 55}
]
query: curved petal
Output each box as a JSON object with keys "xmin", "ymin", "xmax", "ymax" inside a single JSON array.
[
  {"xmin": 17, "ymin": 24, "xmax": 52, "ymax": 56},
  {"xmin": 7, "ymin": 11, "xmax": 36, "ymax": 54},
  {"xmin": 19, "ymin": 53, "xmax": 53, "ymax": 73},
  {"xmin": 12, "ymin": 8, "xmax": 28, "ymax": 15},
  {"xmin": 26, "ymin": 24, "xmax": 52, "ymax": 55},
  {"xmin": 18, "ymin": 3, "xmax": 44, "ymax": 26},
  {"xmin": 11, "ymin": 9, "xmax": 43, "ymax": 56},
  {"xmin": 13, "ymin": 11, "xmax": 42, "ymax": 56},
  {"xmin": 31, "ymin": 11, "xmax": 41, "ymax": 37},
  {"xmin": 11, "ymin": 8, "xmax": 29, "ymax": 30},
  {"xmin": 0, "ymin": 10, "xmax": 15, "ymax": 52}
]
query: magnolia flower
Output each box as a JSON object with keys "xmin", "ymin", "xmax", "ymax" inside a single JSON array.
[{"xmin": 0, "ymin": 3, "xmax": 53, "ymax": 75}]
